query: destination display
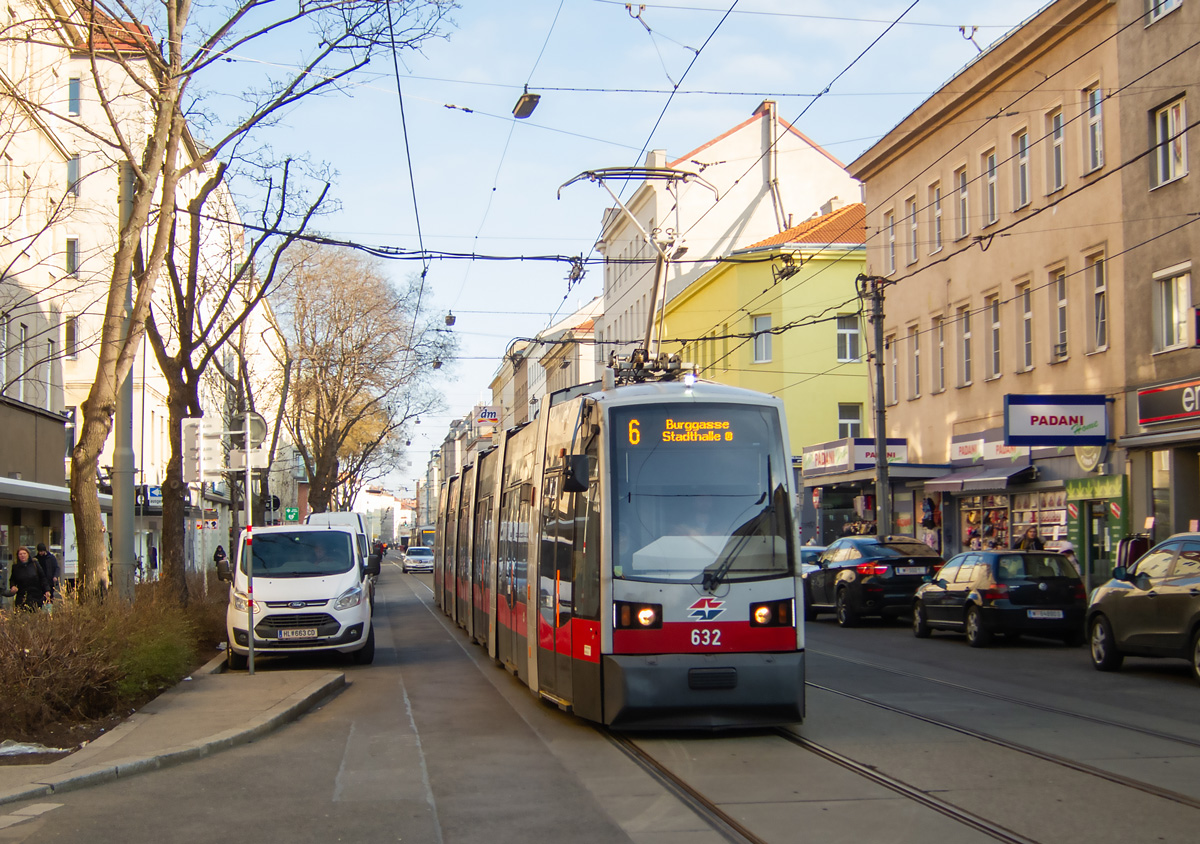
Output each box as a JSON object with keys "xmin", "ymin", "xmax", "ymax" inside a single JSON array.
[{"xmin": 626, "ymin": 416, "xmax": 736, "ymax": 445}]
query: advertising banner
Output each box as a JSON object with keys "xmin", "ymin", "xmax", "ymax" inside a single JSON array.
[{"xmin": 1004, "ymin": 394, "xmax": 1109, "ymax": 446}]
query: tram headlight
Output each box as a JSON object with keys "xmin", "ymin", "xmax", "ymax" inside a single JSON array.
[
  {"xmin": 749, "ymin": 599, "xmax": 794, "ymax": 628},
  {"xmin": 615, "ymin": 600, "xmax": 663, "ymax": 629}
]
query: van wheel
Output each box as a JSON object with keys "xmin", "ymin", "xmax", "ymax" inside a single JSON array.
[
  {"xmin": 352, "ymin": 626, "xmax": 376, "ymax": 665},
  {"xmin": 227, "ymin": 646, "xmax": 247, "ymax": 671}
]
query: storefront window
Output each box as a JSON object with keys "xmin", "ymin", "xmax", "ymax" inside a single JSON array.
[
  {"xmin": 1152, "ymin": 450, "xmax": 1172, "ymax": 543},
  {"xmin": 961, "ymin": 494, "xmax": 1010, "ymax": 550},
  {"xmin": 1011, "ymin": 491, "xmax": 1067, "ymax": 546}
]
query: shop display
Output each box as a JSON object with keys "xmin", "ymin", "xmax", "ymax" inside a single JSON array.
[
  {"xmin": 1011, "ymin": 490, "xmax": 1067, "ymax": 543},
  {"xmin": 961, "ymin": 494, "xmax": 1010, "ymax": 549}
]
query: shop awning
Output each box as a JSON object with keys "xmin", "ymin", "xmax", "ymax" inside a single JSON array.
[
  {"xmin": 960, "ymin": 465, "xmax": 1037, "ymax": 491},
  {"xmin": 803, "ymin": 464, "xmax": 951, "ymax": 488},
  {"xmin": 0, "ymin": 477, "xmax": 113, "ymax": 513},
  {"xmin": 924, "ymin": 467, "xmax": 984, "ymax": 492}
]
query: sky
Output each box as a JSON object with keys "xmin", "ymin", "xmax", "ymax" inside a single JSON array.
[{"xmin": 223, "ymin": 0, "xmax": 1055, "ymax": 495}]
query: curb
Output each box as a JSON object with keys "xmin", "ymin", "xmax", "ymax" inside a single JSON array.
[{"xmin": 0, "ymin": 667, "xmax": 345, "ymax": 807}]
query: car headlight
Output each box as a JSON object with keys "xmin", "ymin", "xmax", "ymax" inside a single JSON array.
[
  {"xmin": 334, "ymin": 585, "xmax": 364, "ymax": 611},
  {"xmin": 232, "ymin": 592, "xmax": 261, "ymax": 613}
]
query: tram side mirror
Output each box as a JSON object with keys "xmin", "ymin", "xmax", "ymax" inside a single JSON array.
[
  {"xmin": 216, "ymin": 559, "xmax": 232, "ymax": 583},
  {"xmin": 563, "ymin": 454, "xmax": 590, "ymax": 493}
]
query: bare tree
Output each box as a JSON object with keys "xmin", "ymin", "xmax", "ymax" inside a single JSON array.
[
  {"xmin": 276, "ymin": 244, "xmax": 450, "ymax": 514},
  {"xmin": 2, "ymin": 0, "xmax": 456, "ymax": 593}
]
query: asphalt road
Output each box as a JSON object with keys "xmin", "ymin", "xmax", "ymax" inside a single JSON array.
[{"xmin": 2, "ymin": 566, "xmax": 1198, "ymax": 844}]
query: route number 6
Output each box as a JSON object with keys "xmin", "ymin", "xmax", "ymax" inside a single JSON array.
[{"xmin": 691, "ymin": 628, "xmax": 721, "ymax": 647}]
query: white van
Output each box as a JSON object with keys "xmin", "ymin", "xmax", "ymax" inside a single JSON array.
[
  {"xmin": 305, "ymin": 511, "xmax": 380, "ymax": 605},
  {"xmin": 217, "ymin": 524, "xmax": 381, "ymax": 668}
]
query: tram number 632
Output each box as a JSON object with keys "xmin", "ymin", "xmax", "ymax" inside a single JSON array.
[{"xmin": 691, "ymin": 628, "xmax": 722, "ymax": 647}]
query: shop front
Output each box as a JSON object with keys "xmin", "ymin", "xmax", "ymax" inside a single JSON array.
[
  {"xmin": 1064, "ymin": 474, "xmax": 1129, "ymax": 593},
  {"xmin": 800, "ymin": 437, "xmax": 948, "ymax": 545}
]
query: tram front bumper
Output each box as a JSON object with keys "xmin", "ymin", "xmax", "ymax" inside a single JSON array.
[{"xmin": 602, "ymin": 650, "xmax": 805, "ymax": 730}]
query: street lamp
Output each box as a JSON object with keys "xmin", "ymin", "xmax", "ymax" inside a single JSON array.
[{"xmin": 513, "ymin": 86, "xmax": 540, "ymax": 119}]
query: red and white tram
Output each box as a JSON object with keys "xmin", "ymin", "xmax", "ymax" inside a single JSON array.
[{"xmin": 433, "ymin": 377, "xmax": 804, "ymax": 729}]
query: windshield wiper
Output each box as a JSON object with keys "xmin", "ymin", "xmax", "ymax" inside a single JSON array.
[{"xmin": 701, "ymin": 502, "xmax": 772, "ymax": 592}]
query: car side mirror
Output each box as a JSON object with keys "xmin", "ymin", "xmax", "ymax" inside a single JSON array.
[
  {"xmin": 563, "ymin": 454, "xmax": 590, "ymax": 493},
  {"xmin": 1111, "ymin": 565, "xmax": 1126, "ymax": 581},
  {"xmin": 365, "ymin": 554, "xmax": 382, "ymax": 577},
  {"xmin": 216, "ymin": 559, "xmax": 232, "ymax": 583},
  {"xmin": 1135, "ymin": 572, "xmax": 1151, "ymax": 590},
  {"xmin": 922, "ymin": 574, "xmax": 932, "ymax": 583}
]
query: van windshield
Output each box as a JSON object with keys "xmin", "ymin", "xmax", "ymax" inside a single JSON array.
[{"xmin": 240, "ymin": 532, "xmax": 355, "ymax": 578}]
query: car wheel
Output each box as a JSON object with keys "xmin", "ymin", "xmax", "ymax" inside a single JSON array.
[
  {"xmin": 227, "ymin": 646, "xmax": 247, "ymax": 671},
  {"xmin": 1089, "ymin": 615, "xmax": 1123, "ymax": 671},
  {"xmin": 965, "ymin": 605, "xmax": 992, "ymax": 648},
  {"xmin": 835, "ymin": 588, "xmax": 858, "ymax": 628},
  {"xmin": 912, "ymin": 601, "xmax": 931, "ymax": 638},
  {"xmin": 1189, "ymin": 628, "xmax": 1200, "ymax": 685},
  {"xmin": 352, "ymin": 626, "xmax": 376, "ymax": 665}
]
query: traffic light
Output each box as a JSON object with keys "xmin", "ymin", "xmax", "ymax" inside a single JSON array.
[{"xmin": 182, "ymin": 418, "xmax": 202, "ymax": 483}]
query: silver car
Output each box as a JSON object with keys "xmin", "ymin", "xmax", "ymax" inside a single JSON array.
[{"xmin": 402, "ymin": 546, "xmax": 434, "ymax": 573}]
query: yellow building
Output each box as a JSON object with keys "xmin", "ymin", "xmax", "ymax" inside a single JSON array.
[{"xmin": 663, "ymin": 202, "xmax": 870, "ymax": 454}]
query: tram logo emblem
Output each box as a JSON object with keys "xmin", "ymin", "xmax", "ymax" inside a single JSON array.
[{"xmin": 688, "ymin": 597, "xmax": 726, "ymax": 621}]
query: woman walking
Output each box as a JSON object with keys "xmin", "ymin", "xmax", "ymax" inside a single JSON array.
[{"xmin": 7, "ymin": 546, "xmax": 51, "ymax": 610}]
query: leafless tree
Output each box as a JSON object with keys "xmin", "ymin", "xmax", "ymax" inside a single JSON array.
[{"xmin": 275, "ymin": 244, "xmax": 451, "ymax": 515}]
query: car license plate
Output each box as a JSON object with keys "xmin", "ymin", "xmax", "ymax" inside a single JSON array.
[
  {"xmin": 1027, "ymin": 609, "xmax": 1063, "ymax": 620},
  {"xmin": 895, "ymin": 566, "xmax": 926, "ymax": 576},
  {"xmin": 279, "ymin": 627, "xmax": 318, "ymax": 640}
]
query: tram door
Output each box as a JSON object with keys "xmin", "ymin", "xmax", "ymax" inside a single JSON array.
[{"xmin": 538, "ymin": 471, "xmax": 575, "ymax": 703}]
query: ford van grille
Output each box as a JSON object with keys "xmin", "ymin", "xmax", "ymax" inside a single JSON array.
[{"xmin": 260, "ymin": 613, "xmax": 336, "ymax": 628}]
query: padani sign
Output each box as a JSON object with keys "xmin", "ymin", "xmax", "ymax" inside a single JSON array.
[{"xmin": 1004, "ymin": 394, "xmax": 1109, "ymax": 446}]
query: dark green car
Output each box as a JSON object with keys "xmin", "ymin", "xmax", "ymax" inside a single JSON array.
[{"xmin": 1087, "ymin": 535, "xmax": 1200, "ymax": 683}]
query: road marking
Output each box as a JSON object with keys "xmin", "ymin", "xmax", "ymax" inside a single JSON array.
[{"xmin": 0, "ymin": 803, "xmax": 61, "ymax": 829}]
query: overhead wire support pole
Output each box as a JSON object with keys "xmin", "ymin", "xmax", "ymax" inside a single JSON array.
[{"xmin": 859, "ymin": 273, "xmax": 891, "ymax": 536}]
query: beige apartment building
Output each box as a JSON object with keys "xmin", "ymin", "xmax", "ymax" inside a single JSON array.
[{"xmin": 848, "ymin": 0, "xmax": 1136, "ymax": 585}]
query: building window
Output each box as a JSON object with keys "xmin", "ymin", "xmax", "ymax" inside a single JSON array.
[
  {"xmin": 957, "ymin": 306, "xmax": 972, "ymax": 386},
  {"xmin": 934, "ymin": 315, "xmax": 946, "ymax": 392},
  {"xmin": 884, "ymin": 210, "xmax": 896, "ymax": 274},
  {"xmin": 1089, "ymin": 255, "xmax": 1107, "ymax": 351},
  {"xmin": 955, "ymin": 167, "xmax": 969, "ymax": 239},
  {"xmin": 1153, "ymin": 97, "xmax": 1187, "ymax": 187},
  {"xmin": 886, "ymin": 334, "xmax": 898, "ymax": 405},
  {"xmin": 836, "ymin": 314, "xmax": 861, "ymax": 362},
  {"xmin": 905, "ymin": 197, "xmax": 918, "ymax": 265},
  {"xmin": 1048, "ymin": 109, "xmax": 1065, "ymax": 192},
  {"xmin": 838, "ymin": 404, "xmax": 862, "ymax": 439},
  {"xmin": 65, "ymin": 315, "xmax": 77, "ymax": 359},
  {"xmin": 1019, "ymin": 284, "xmax": 1033, "ymax": 371},
  {"xmin": 68, "ymin": 77, "xmax": 81, "ymax": 116},
  {"xmin": 752, "ymin": 314, "xmax": 772, "ymax": 362},
  {"xmin": 986, "ymin": 295, "xmax": 1001, "ymax": 379},
  {"xmin": 1014, "ymin": 131, "xmax": 1030, "ymax": 208},
  {"xmin": 908, "ymin": 323, "xmax": 920, "ymax": 398},
  {"xmin": 1154, "ymin": 268, "xmax": 1190, "ymax": 351},
  {"xmin": 983, "ymin": 150, "xmax": 998, "ymax": 225},
  {"xmin": 66, "ymin": 238, "xmax": 79, "ymax": 276},
  {"xmin": 1052, "ymin": 269, "xmax": 1069, "ymax": 360},
  {"xmin": 67, "ymin": 154, "xmax": 80, "ymax": 195},
  {"xmin": 1148, "ymin": 0, "xmax": 1182, "ymax": 24},
  {"xmin": 930, "ymin": 183, "xmax": 943, "ymax": 252},
  {"xmin": 1084, "ymin": 85, "xmax": 1103, "ymax": 172}
]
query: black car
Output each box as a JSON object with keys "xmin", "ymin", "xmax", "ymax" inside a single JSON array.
[
  {"xmin": 805, "ymin": 536, "xmax": 943, "ymax": 626},
  {"xmin": 1087, "ymin": 534, "xmax": 1200, "ymax": 682},
  {"xmin": 912, "ymin": 551, "xmax": 1086, "ymax": 647}
]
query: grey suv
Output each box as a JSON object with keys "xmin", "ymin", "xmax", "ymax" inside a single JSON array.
[{"xmin": 1087, "ymin": 534, "xmax": 1200, "ymax": 683}]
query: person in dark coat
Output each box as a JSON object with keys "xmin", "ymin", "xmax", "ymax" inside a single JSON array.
[
  {"xmin": 7, "ymin": 546, "xmax": 51, "ymax": 610},
  {"xmin": 213, "ymin": 545, "xmax": 227, "ymax": 566},
  {"xmin": 35, "ymin": 543, "xmax": 59, "ymax": 595},
  {"xmin": 1014, "ymin": 525, "xmax": 1045, "ymax": 551}
]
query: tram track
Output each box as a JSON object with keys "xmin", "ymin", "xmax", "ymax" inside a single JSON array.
[{"xmin": 809, "ymin": 647, "xmax": 1200, "ymax": 750}]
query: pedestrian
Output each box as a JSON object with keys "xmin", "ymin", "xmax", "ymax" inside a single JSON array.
[
  {"xmin": 1014, "ymin": 525, "xmax": 1044, "ymax": 551},
  {"xmin": 7, "ymin": 546, "xmax": 51, "ymax": 611},
  {"xmin": 1058, "ymin": 540, "xmax": 1079, "ymax": 572},
  {"xmin": 35, "ymin": 542, "xmax": 59, "ymax": 598},
  {"xmin": 213, "ymin": 545, "xmax": 227, "ymax": 566}
]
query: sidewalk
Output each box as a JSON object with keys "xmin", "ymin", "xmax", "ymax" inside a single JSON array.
[{"xmin": 0, "ymin": 654, "xmax": 345, "ymax": 807}]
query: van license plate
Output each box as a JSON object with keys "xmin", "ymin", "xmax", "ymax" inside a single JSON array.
[
  {"xmin": 895, "ymin": 566, "xmax": 925, "ymax": 576},
  {"xmin": 279, "ymin": 628, "xmax": 318, "ymax": 639},
  {"xmin": 1027, "ymin": 610, "xmax": 1063, "ymax": 620}
]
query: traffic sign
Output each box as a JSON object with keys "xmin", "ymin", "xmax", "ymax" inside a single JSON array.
[{"xmin": 284, "ymin": 507, "xmax": 300, "ymax": 522}]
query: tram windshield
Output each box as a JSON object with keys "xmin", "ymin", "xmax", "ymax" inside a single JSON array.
[{"xmin": 610, "ymin": 403, "xmax": 793, "ymax": 584}]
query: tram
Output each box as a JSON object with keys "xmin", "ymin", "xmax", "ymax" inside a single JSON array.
[{"xmin": 433, "ymin": 368, "xmax": 804, "ymax": 729}]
